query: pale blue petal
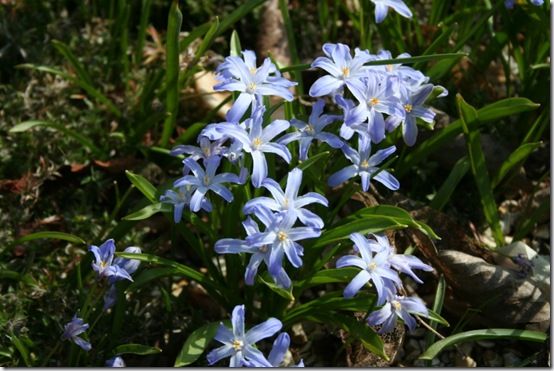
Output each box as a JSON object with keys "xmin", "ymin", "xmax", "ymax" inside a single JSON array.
[
  {"xmin": 245, "ymin": 318, "xmax": 282, "ymax": 344},
  {"xmin": 226, "ymin": 93, "xmax": 253, "ymax": 123},
  {"xmin": 373, "ymin": 170, "xmax": 400, "ymax": 191},
  {"xmin": 328, "ymin": 165, "xmax": 358, "ymax": 187},
  {"xmin": 262, "ymin": 120, "xmax": 290, "ymax": 142},
  {"xmin": 309, "ymin": 75, "xmax": 344, "ymax": 97},
  {"xmin": 207, "ymin": 345, "xmax": 234, "ymax": 365},
  {"xmin": 344, "ymin": 270, "xmax": 371, "ymax": 298},
  {"xmin": 268, "ymin": 333, "xmax": 290, "ymax": 366},
  {"xmin": 251, "ymin": 151, "xmax": 268, "ymax": 188}
]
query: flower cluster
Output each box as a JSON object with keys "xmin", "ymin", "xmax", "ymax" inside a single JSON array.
[
  {"xmin": 505, "ymin": 0, "xmax": 543, "ymax": 9},
  {"xmin": 337, "ymin": 232, "xmax": 433, "ymax": 333},
  {"xmin": 207, "ymin": 305, "xmax": 303, "ymax": 367},
  {"xmin": 62, "ymin": 315, "xmax": 91, "ymax": 352}
]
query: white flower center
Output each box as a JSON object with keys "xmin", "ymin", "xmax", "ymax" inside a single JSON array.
[
  {"xmin": 305, "ymin": 124, "xmax": 315, "ymax": 135},
  {"xmin": 369, "ymin": 97, "xmax": 380, "ymax": 106},
  {"xmin": 360, "ymin": 160, "xmax": 370, "ymax": 169},
  {"xmin": 247, "ymin": 82, "xmax": 257, "ymax": 93},
  {"xmin": 367, "ymin": 262, "xmax": 377, "ymax": 271},
  {"xmin": 391, "ymin": 300, "xmax": 401, "ymax": 311},
  {"xmin": 252, "ymin": 137, "xmax": 263, "ymax": 149},
  {"xmin": 341, "ymin": 67, "xmax": 350, "ymax": 78},
  {"xmin": 278, "ymin": 231, "xmax": 288, "ymax": 241},
  {"xmin": 404, "ymin": 104, "xmax": 413, "ymax": 113},
  {"xmin": 232, "ymin": 339, "xmax": 244, "ymax": 351}
]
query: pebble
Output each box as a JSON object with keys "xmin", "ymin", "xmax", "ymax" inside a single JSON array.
[
  {"xmin": 455, "ymin": 354, "xmax": 477, "ymax": 367},
  {"xmin": 503, "ymin": 352, "xmax": 521, "ymax": 366},
  {"xmin": 483, "ymin": 349, "xmax": 504, "ymax": 367}
]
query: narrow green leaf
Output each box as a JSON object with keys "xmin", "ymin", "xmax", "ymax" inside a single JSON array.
[
  {"xmin": 457, "ymin": 94, "xmax": 504, "ymax": 247},
  {"xmin": 258, "ymin": 275, "xmax": 294, "ymax": 302},
  {"xmin": 9, "ymin": 121, "xmax": 104, "ymax": 156},
  {"xmin": 365, "ymin": 52, "xmax": 467, "ymax": 66},
  {"xmin": 430, "ymin": 156, "xmax": 470, "ymax": 211},
  {"xmin": 181, "ymin": 18, "xmax": 220, "ymax": 87},
  {"xmin": 425, "ymin": 309, "xmax": 450, "ymax": 327},
  {"xmin": 398, "ymin": 98, "xmax": 539, "ymax": 178},
  {"xmin": 136, "ymin": 0, "xmax": 153, "ymax": 64},
  {"xmin": 420, "ymin": 328, "xmax": 547, "ymax": 360},
  {"xmin": 423, "ymin": 275, "xmax": 447, "ymax": 362},
  {"xmin": 229, "ymin": 30, "xmax": 242, "ymax": 57},
  {"xmin": 14, "ymin": 231, "xmax": 86, "ymax": 245},
  {"xmin": 125, "ymin": 170, "xmax": 157, "ymax": 203},
  {"xmin": 174, "ymin": 322, "xmax": 219, "ymax": 366},
  {"xmin": 115, "ymin": 252, "xmax": 220, "ymax": 298},
  {"xmin": 112, "ymin": 343, "xmax": 161, "ymax": 356},
  {"xmin": 297, "ymin": 151, "xmax": 330, "ymax": 172},
  {"xmin": 492, "ymin": 142, "xmax": 541, "ymax": 188},
  {"xmin": 128, "ymin": 267, "xmax": 181, "ymax": 292},
  {"xmin": 122, "ymin": 202, "xmax": 170, "ymax": 221},
  {"xmin": 278, "ymin": 0, "xmax": 304, "ymax": 96},
  {"xmin": 295, "ymin": 267, "xmax": 358, "ymax": 290},
  {"xmin": 160, "ymin": 0, "xmax": 182, "ymax": 147},
  {"xmin": 9, "ymin": 334, "xmax": 31, "ymax": 366},
  {"xmin": 51, "ymin": 40, "xmax": 93, "ymax": 86}
]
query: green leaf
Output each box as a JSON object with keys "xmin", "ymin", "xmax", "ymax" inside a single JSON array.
[
  {"xmin": 326, "ymin": 313, "xmax": 387, "ymax": 360},
  {"xmin": 127, "ymin": 267, "xmax": 181, "ymax": 292},
  {"xmin": 283, "ymin": 291, "xmax": 374, "ymax": 325},
  {"xmin": 229, "ymin": 30, "xmax": 242, "ymax": 57},
  {"xmin": 314, "ymin": 205, "xmax": 439, "ymax": 249},
  {"xmin": 125, "ymin": 170, "xmax": 158, "ymax": 203},
  {"xmin": 9, "ymin": 121, "xmax": 104, "ymax": 156},
  {"xmin": 122, "ymin": 202, "xmax": 171, "ymax": 221},
  {"xmin": 297, "ymin": 151, "xmax": 330, "ymax": 172},
  {"xmin": 295, "ymin": 267, "xmax": 358, "ymax": 290},
  {"xmin": 420, "ymin": 328, "xmax": 547, "ymax": 360},
  {"xmin": 51, "ymin": 39, "xmax": 93, "ymax": 87},
  {"xmin": 9, "ymin": 333, "xmax": 31, "ymax": 366},
  {"xmin": 112, "ymin": 343, "xmax": 161, "ymax": 356},
  {"xmin": 14, "ymin": 231, "xmax": 86, "ymax": 245},
  {"xmin": 160, "ymin": 0, "xmax": 183, "ymax": 147},
  {"xmin": 258, "ymin": 275, "xmax": 295, "ymax": 301},
  {"xmin": 365, "ymin": 52, "xmax": 467, "ymax": 66},
  {"xmin": 425, "ymin": 309, "xmax": 450, "ymax": 327},
  {"xmin": 457, "ymin": 94, "xmax": 504, "ymax": 247},
  {"xmin": 174, "ymin": 322, "xmax": 219, "ymax": 366},
  {"xmin": 491, "ymin": 142, "xmax": 541, "ymax": 188},
  {"xmin": 397, "ymin": 98, "xmax": 539, "ymax": 178},
  {"xmin": 430, "ymin": 156, "xmax": 470, "ymax": 211}
]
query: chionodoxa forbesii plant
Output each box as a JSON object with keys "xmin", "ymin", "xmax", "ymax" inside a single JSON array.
[{"xmin": 63, "ymin": 37, "xmax": 448, "ymax": 366}]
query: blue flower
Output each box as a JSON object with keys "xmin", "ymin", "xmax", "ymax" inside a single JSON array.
[
  {"xmin": 369, "ymin": 0, "xmax": 412, "ymax": 23},
  {"xmin": 160, "ymin": 186, "xmax": 193, "ymax": 223},
  {"xmin": 173, "ymin": 155, "xmax": 241, "ymax": 212},
  {"xmin": 336, "ymin": 233, "xmax": 401, "ymax": 305},
  {"xmin": 279, "ymin": 99, "xmax": 344, "ymax": 161},
  {"xmin": 106, "ymin": 356, "xmax": 126, "ymax": 367},
  {"xmin": 367, "ymin": 295, "xmax": 428, "ymax": 333},
  {"xmin": 170, "ymin": 136, "xmax": 226, "ymax": 166},
  {"xmin": 103, "ymin": 246, "xmax": 142, "ymax": 310},
  {"xmin": 505, "ymin": 0, "xmax": 543, "ymax": 8},
  {"xmin": 62, "ymin": 315, "xmax": 91, "ymax": 352},
  {"xmin": 246, "ymin": 210, "xmax": 321, "ymax": 278},
  {"xmin": 364, "ymin": 233, "xmax": 433, "ymax": 284},
  {"xmin": 207, "ymin": 305, "xmax": 282, "ymax": 367},
  {"xmin": 345, "ymin": 72, "xmax": 404, "ymax": 143},
  {"xmin": 309, "ymin": 43, "xmax": 372, "ymax": 97},
  {"xmin": 89, "ymin": 239, "xmax": 133, "ymax": 282},
  {"xmin": 215, "ymin": 210, "xmax": 293, "ymax": 288},
  {"xmin": 244, "ymin": 168, "xmax": 328, "ymax": 228},
  {"xmin": 328, "ymin": 136, "xmax": 399, "ymax": 192},
  {"xmin": 215, "ymin": 50, "xmax": 296, "ymax": 122},
  {"xmin": 385, "ymin": 83, "xmax": 436, "ymax": 146},
  {"xmin": 369, "ymin": 50, "xmax": 428, "ymax": 89},
  {"xmin": 243, "ymin": 332, "xmax": 305, "ymax": 367},
  {"xmin": 202, "ymin": 107, "xmax": 291, "ymax": 188}
]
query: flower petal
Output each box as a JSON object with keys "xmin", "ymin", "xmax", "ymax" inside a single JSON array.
[
  {"xmin": 245, "ymin": 317, "xmax": 282, "ymax": 344},
  {"xmin": 344, "ymin": 270, "xmax": 371, "ymax": 298}
]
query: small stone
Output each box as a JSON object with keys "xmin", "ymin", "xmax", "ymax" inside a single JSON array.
[
  {"xmin": 483, "ymin": 349, "xmax": 503, "ymax": 367},
  {"xmin": 431, "ymin": 358, "xmax": 441, "ymax": 366},
  {"xmin": 455, "ymin": 354, "xmax": 476, "ymax": 367},
  {"xmin": 503, "ymin": 352, "xmax": 521, "ymax": 366}
]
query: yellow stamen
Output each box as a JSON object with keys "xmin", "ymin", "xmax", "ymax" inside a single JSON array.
[
  {"xmin": 203, "ymin": 175, "xmax": 211, "ymax": 185},
  {"xmin": 232, "ymin": 339, "xmax": 243, "ymax": 351},
  {"xmin": 252, "ymin": 137, "xmax": 263, "ymax": 149},
  {"xmin": 305, "ymin": 124, "xmax": 315, "ymax": 135},
  {"xmin": 342, "ymin": 67, "xmax": 350, "ymax": 78},
  {"xmin": 278, "ymin": 231, "xmax": 288, "ymax": 241},
  {"xmin": 391, "ymin": 300, "xmax": 401, "ymax": 311},
  {"xmin": 369, "ymin": 97, "xmax": 380, "ymax": 106},
  {"xmin": 404, "ymin": 104, "xmax": 413, "ymax": 113},
  {"xmin": 247, "ymin": 82, "xmax": 257, "ymax": 92},
  {"xmin": 249, "ymin": 67, "xmax": 257, "ymax": 74},
  {"xmin": 360, "ymin": 160, "xmax": 369, "ymax": 168},
  {"xmin": 367, "ymin": 262, "xmax": 377, "ymax": 271},
  {"xmin": 386, "ymin": 64, "xmax": 394, "ymax": 72}
]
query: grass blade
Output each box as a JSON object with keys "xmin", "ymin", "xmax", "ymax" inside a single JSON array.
[
  {"xmin": 491, "ymin": 142, "xmax": 542, "ymax": 189},
  {"xmin": 430, "ymin": 156, "xmax": 470, "ymax": 211},
  {"xmin": 420, "ymin": 328, "xmax": 547, "ymax": 360},
  {"xmin": 125, "ymin": 170, "xmax": 158, "ymax": 203},
  {"xmin": 457, "ymin": 94, "xmax": 504, "ymax": 247},
  {"xmin": 112, "ymin": 343, "xmax": 161, "ymax": 356},
  {"xmin": 160, "ymin": 0, "xmax": 183, "ymax": 147},
  {"xmin": 14, "ymin": 231, "xmax": 86, "ymax": 245}
]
